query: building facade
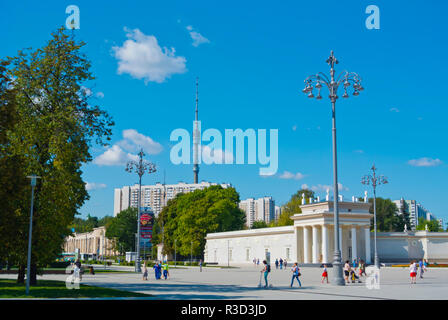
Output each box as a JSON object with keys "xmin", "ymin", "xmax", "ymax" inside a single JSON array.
[
  {"xmin": 63, "ymin": 226, "xmax": 117, "ymax": 258},
  {"xmin": 207, "ymin": 200, "xmax": 374, "ymax": 264},
  {"xmin": 239, "ymin": 197, "xmax": 275, "ymax": 228},
  {"xmin": 205, "ymin": 200, "xmax": 448, "ymax": 265},
  {"xmin": 114, "ymin": 181, "xmax": 231, "ymax": 217}
]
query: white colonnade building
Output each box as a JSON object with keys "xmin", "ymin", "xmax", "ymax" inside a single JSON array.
[{"xmin": 205, "ymin": 200, "xmax": 373, "ymax": 265}]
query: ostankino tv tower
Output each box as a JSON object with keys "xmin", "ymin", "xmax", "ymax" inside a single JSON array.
[{"xmin": 193, "ymin": 77, "xmax": 200, "ymax": 184}]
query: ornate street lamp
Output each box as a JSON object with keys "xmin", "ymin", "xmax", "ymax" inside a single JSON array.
[
  {"xmin": 302, "ymin": 51, "xmax": 364, "ymax": 286},
  {"xmin": 125, "ymin": 149, "xmax": 156, "ymax": 273},
  {"xmin": 361, "ymin": 164, "xmax": 388, "ymax": 269}
]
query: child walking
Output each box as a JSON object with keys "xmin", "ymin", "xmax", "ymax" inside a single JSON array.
[
  {"xmin": 410, "ymin": 261, "xmax": 417, "ymax": 284},
  {"xmin": 321, "ymin": 264, "xmax": 329, "ymax": 284}
]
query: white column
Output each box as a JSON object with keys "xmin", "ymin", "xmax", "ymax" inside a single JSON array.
[
  {"xmin": 312, "ymin": 225, "xmax": 319, "ymax": 263},
  {"xmin": 351, "ymin": 226, "xmax": 357, "ymax": 261},
  {"xmin": 322, "ymin": 225, "xmax": 329, "ymax": 264},
  {"xmin": 365, "ymin": 227, "xmax": 371, "ymax": 264},
  {"xmin": 293, "ymin": 227, "xmax": 299, "ymax": 262},
  {"xmin": 303, "ymin": 227, "xmax": 310, "ymax": 263}
]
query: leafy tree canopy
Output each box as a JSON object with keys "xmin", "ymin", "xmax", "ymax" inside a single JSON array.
[
  {"xmin": 276, "ymin": 189, "xmax": 315, "ymax": 226},
  {"xmin": 416, "ymin": 217, "xmax": 442, "ymax": 232},
  {"xmin": 251, "ymin": 221, "xmax": 268, "ymax": 229},
  {"xmin": 157, "ymin": 186, "xmax": 245, "ymax": 257}
]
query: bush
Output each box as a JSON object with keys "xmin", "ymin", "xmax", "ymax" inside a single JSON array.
[{"xmin": 48, "ymin": 261, "xmax": 71, "ymax": 268}]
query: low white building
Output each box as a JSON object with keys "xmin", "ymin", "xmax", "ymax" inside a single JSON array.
[{"xmin": 205, "ymin": 200, "xmax": 448, "ymax": 265}]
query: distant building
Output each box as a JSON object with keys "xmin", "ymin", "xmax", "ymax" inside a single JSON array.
[
  {"xmin": 114, "ymin": 181, "xmax": 231, "ymax": 217},
  {"xmin": 438, "ymin": 218, "xmax": 444, "ymax": 230},
  {"xmin": 239, "ymin": 197, "xmax": 275, "ymax": 228},
  {"xmin": 275, "ymin": 205, "xmax": 282, "ymax": 221},
  {"xmin": 393, "ymin": 198, "xmax": 436, "ymax": 230},
  {"xmin": 64, "ymin": 226, "xmax": 116, "ymax": 259}
]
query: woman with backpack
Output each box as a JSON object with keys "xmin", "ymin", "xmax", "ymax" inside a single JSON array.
[
  {"xmin": 260, "ymin": 260, "xmax": 270, "ymax": 288},
  {"xmin": 290, "ymin": 262, "xmax": 302, "ymax": 287}
]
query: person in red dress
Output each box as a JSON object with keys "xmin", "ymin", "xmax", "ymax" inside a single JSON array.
[{"xmin": 321, "ymin": 264, "xmax": 329, "ymax": 283}]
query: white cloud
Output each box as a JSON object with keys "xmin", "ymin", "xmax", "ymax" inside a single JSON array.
[
  {"xmin": 354, "ymin": 149, "xmax": 364, "ymax": 154},
  {"xmin": 408, "ymin": 157, "xmax": 443, "ymax": 167},
  {"xmin": 292, "ymin": 125, "xmax": 297, "ymax": 131},
  {"xmin": 301, "ymin": 184, "xmax": 310, "ymax": 190},
  {"xmin": 201, "ymin": 145, "xmax": 233, "ymax": 164},
  {"xmin": 96, "ymin": 92, "xmax": 105, "ymax": 98},
  {"xmin": 279, "ymin": 171, "xmax": 306, "ymax": 180},
  {"xmin": 94, "ymin": 129, "xmax": 162, "ymax": 166},
  {"xmin": 113, "ymin": 28, "xmax": 187, "ymax": 84},
  {"xmin": 93, "ymin": 145, "xmax": 139, "ymax": 166},
  {"xmin": 85, "ymin": 182, "xmax": 107, "ymax": 191},
  {"xmin": 390, "ymin": 107, "xmax": 400, "ymax": 113},
  {"xmin": 306, "ymin": 183, "xmax": 349, "ymax": 192},
  {"xmin": 118, "ymin": 129, "xmax": 163, "ymax": 155},
  {"xmin": 186, "ymin": 26, "xmax": 210, "ymax": 47}
]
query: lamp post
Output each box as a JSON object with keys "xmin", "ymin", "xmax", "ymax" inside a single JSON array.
[
  {"xmin": 174, "ymin": 239, "xmax": 177, "ymax": 268},
  {"xmin": 361, "ymin": 164, "xmax": 388, "ymax": 269},
  {"xmin": 126, "ymin": 149, "xmax": 156, "ymax": 273},
  {"xmin": 302, "ymin": 51, "xmax": 364, "ymax": 286},
  {"xmin": 26, "ymin": 174, "xmax": 40, "ymax": 295}
]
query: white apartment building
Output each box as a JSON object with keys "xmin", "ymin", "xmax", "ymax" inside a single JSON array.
[
  {"xmin": 275, "ymin": 206, "xmax": 282, "ymax": 221},
  {"xmin": 114, "ymin": 181, "xmax": 231, "ymax": 217},
  {"xmin": 393, "ymin": 198, "xmax": 435, "ymax": 230},
  {"xmin": 239, "ymin": 197, "xmax": 275, "ymax": 228}
]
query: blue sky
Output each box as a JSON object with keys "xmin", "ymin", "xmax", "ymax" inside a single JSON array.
[{"xmin": 2, "ymin": 1, "xmax": 447, "ymax": 224}]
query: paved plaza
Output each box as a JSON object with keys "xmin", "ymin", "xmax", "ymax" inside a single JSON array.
[{"xmin": 1, "ymin": 265, "xmax": 447, "ymax": 300}]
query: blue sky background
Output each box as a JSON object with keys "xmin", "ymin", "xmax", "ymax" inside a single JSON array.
[{"xmin": 1, "ymin": 0, "xmax": 447, "ymax": 225}]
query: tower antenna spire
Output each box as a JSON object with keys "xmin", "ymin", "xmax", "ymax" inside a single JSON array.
[{"xmin": 193, "ymin": 77, "xmax": 200, "ymax": 184}]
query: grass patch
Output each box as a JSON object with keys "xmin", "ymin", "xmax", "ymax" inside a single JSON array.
[{"xmin": 0, "ymin": 279, "xmax": 150, "ymax": 299}]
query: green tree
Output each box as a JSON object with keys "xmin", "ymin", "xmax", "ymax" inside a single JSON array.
[
  {"xmin": 0, "ymin": 61, "xmax": 29, "ymax": 274},
  {"xmin": 69, "ymin": 214, "xmax": 100, "ymax": 233},
  {"xmin": 277, "ymin": 189, "xmax": 315, "ymax": 226},
  {"xmin": 105, "ymin": 208, "xmax": 138, "ymax": 254},
  {"xmin": 157, "ymin": 186, "xmax": 245, "ymax": 258},
  {"xmin": 251, "ymin": 221, "xmax": 268, "ymax": 229},
  {"xmin": 416, "ymin": 217, "xmax": 442, "ymax": 232},
  {"xmin": 368, "ymin": 198, "xmax": 407, "ymax": 232},
  {"xmin": 2, "ymin": 27, "xmax": 113, "ymax": 284}
]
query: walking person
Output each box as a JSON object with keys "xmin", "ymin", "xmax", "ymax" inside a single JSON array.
[
  {"xmin": 284, "ymin": 259, "xmax": 287, "ymax": 269},
  {"xmin": 142, "ymin": 261, "xmax": 148, "ymax": 281},
  {"xmin": 410, "ymin": 260, "xmax": 417, "ymax": 284},
  {"xmin": 162, "ymin": 261, "xmax": 169, "ymax": 280},
  {"xmin": 418, "ymin": 259, "xmax": 424, "ymax": 279},
  {"xmin": 199, "ymin": 259, "xmax": 203, "ymax": 272},
  {"xmin": 343, "ymin": 260, "xmax": 351, "ymax": 284},
  {"xmin": 275, "ymin": 259, "xmax": 279, "ymax": 269},
  {"xmin": 321, "ymin": 264, "xmax": 329, "ymax": 284},
  {"xmin": 358, "ymin": 259, "xmax": 366, "ymax": 278},
  {"xmin": 290, "ymin": 263, "xmax": 302, "ymax": 287},
  {"xmin": 257, "ymin": 258, "xmax": 260, "ymax": 266},
  {"xmin": 423, "ymin": 259, "xmax": 429, "ymax": 272},
  {"xmin": 279, "ymin": 258, "xmax": 283, "ymax": 270},
  {"xmin": 260, "ymin": 260, "xmax": 270, "ymax": 288}
]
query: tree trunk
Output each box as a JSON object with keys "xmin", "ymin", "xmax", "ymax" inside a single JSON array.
[
  {"xmin": 17, "ymin": 264, "xmax": 25, "ymax": 284},
  {"xmin": 30, "ymin": 263, "xmax": 37, "ymax": 285}
]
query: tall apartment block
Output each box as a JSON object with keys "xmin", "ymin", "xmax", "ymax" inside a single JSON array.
[
  {"xmin": 114, "ymin": 181, "xmax": 231, "ymax": 217},
  {"xmin": 239, "ymin": 196, "xmax": 275, "ymax": 228}
]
